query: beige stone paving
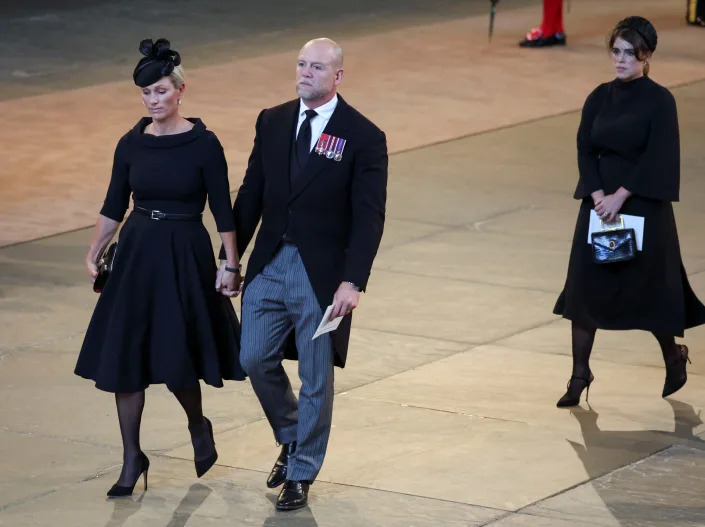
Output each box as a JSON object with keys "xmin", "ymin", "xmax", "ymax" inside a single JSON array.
[
  {"xmin": 2, "ymin": 0, "xmax": 704, "ymax": 246},
  {"xmin": 0, "ymin": 457, "xmax": 505, "ymax": 527},
  {"xmin": 520, "ymin": 444, "xmax": 705, "ymax": 527},
  {"xmin": 2, "ymin": 1, "xmax": 705, "ymax": 525}
]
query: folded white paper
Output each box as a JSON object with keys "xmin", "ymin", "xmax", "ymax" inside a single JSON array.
[
  {"xmin": 587, "ymin": 210, "xmax": 645, "ymax": 251},
  {"xmin": 312, "ymin": 304, "xmax": 343, "ymax": 340}
]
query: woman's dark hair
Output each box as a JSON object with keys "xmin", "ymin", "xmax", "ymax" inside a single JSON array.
[{"xmin": 608, "ymin": 16, "xmax": 658, "ymax": 75}]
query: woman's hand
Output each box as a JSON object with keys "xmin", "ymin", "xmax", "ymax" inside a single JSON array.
[
  {"xmin": 85, "ymin": 255, "xmax": 99, "ymax": 282},
  {"xmin": 590, "ymin": 189, "xmax": 606, "ymax": 206},
  {"xmin": 594, "ymin": 193, "xmax": 626, "ymax": 223},
  {"xmin": 85, "ymin": 215, "xmax": 119, "ymax": 283}
]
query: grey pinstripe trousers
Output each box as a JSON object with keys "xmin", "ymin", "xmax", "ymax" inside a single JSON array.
[{"xmin": 240, "ymin": 244, "xmax": 335, "ymax": 482}]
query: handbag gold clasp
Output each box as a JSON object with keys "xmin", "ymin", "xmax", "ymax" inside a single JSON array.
[{"xmin": 600, "ymin": 216, "xmax": 625, "ymax": 231}]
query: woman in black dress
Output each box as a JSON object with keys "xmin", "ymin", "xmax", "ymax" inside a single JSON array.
[
  {"xmin": 554, "ymin": 17, "xmax": 705, "ymax": 407},
  {"xmin": 75, "ymin": 39, "xmax": 245, "ymax": 495}
]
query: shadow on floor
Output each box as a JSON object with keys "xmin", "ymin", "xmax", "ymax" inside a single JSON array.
[
  {"xmin": 568, "ymin": 399, "xmax": 705, "ymax": 526},
  {"xmin": 105, "ymin": 482, "xmax": 214, "ymax": 527}
]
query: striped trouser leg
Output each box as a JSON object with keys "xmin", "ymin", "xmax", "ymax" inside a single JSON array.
[
  {"xmin": 240, "ymin": 247, "xmax": 298, "ymax": 444},
  {"xmin": 283, "ymin": 246, "xmax": 335, "ymax": 483}
]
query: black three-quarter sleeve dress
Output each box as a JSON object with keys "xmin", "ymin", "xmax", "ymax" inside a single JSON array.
[
  {"xmin": 75, "ymin": 118, "xmax": 246, "ymax": 393},
  {"xmin": 554, "ymin": 76, "xmax": 705, "ymax": 336}
]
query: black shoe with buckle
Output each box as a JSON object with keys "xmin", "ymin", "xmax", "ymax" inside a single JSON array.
[
  {"xmin": 276, "ymin": 480, "xmax": 309, "ymax": 511},
  {"xmin": 267, "ymin": 442, "xmax": 296, "ymax": 489}
]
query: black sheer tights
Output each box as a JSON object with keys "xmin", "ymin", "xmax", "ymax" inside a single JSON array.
[
  {"xmin": 653, "ymin": 333, "xmax": 681, "ymax": 366},
  {"xmin": 114, "ymin": 391, "xmax": 145, "ymax": 486},
  {"xmin": 174, "ymin": 386, "xmax": 216, "ymax": 462},
  {"xmin": 569, "ymin": 323, "xmax": 681, "ymax": 378},
  {"xmin": 114, "ymin": 386, "xmax": 214, "ymax": 486},
  {"xmin": 570, "ymin": 322, "xmax": 596, "ymax": 380}
]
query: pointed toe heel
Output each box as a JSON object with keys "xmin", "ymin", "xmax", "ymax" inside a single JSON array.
[
  {"xmin": 107, "ymin": 453, "xmax": 150, "ymax": 498},
  {"xmin": 556, "ymin": 373, "xmax": 594, "ymax": 408},
  {"xmin": 194, "ymin": 417, "xmax": 218, "ymax": 478}
]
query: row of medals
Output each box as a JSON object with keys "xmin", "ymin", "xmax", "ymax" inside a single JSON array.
[{"xmin": 315, "ymin": 133, "xmax": 346, "ymax": 162}]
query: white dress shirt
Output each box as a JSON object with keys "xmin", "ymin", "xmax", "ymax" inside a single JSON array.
[{"xmin": 296, "ymin": 94, "xmax": 339, "ymax": 152}]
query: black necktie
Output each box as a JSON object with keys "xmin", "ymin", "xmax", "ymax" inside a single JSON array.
[{"xmin": 295, "ymin": 109, "xmax": 317, "ymax": 172}]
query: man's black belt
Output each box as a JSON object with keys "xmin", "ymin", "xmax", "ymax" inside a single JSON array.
[{"xmin": 133, "ymin": 206, "xmax": 202, "ymax": 221}]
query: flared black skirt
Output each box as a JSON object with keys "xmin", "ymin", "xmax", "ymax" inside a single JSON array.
[
  {"xmin": 554, "ymin": 198, "xmax": 705, "ymax": 336},
  {"xmin": 75, "ymin": 213, "xmax": 245, "ymax": 392}
]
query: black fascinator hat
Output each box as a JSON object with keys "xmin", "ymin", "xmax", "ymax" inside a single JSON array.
[
  {"xmin": 614, "ymin": 16, "xmax": 658, "ymax": 53},
  {"xmin": 133, "ymin": 38, "xmax": 181, "ymax": 87}
]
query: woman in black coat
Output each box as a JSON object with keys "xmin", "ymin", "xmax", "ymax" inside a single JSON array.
[
  {"xmin": 75, "ymin": 39, "xmax": 245, "ymax": 496},
  {"xmin": 553, "ymin": 17, "xmax": 705, "ymax": 407}
]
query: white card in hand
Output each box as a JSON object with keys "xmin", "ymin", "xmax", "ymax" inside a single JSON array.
[{"xmin": 312, "ymin": 304, "xmax": 343, "ymax": 340}]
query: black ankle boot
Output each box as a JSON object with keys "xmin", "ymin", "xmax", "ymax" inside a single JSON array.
[
  {"xmin": 557, "ymin": 373, "xmax": 594, "ymax": 408},
  {"xmin": 663, "ymin": 344, "xmax": 691, "ymax": 398}
]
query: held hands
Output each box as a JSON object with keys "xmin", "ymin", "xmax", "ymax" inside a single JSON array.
[
  {"xmin": 330, "ymin": 282, "xmax": 360, "ymax": 319},
  {"xmin": 216, "ymin": 260, "xmax": 243, "ymax": 297}
]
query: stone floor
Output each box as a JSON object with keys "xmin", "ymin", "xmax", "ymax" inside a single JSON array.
[{"xmin": 2, "ymin": 1, "xmax": 705, "ymax": 526}]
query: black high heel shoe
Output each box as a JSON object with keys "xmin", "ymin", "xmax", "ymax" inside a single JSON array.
[
  {"xmin": 107, "ymin": 452, "xmax": 149, "ymax": 497},
  {"xmin": 663, "ymin": 344, "xmax": 691, "ymax": 398},
  {"xmin": 556, "ymin": 373, "xmax": 594, "ymax": 408},
  {"xmin": 193, "ymin": 417, "xmax": 218, "ymax": 478}
]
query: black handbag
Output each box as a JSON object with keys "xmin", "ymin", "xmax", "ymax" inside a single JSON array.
[
  {"xmin": 93, "ymin": 242, "xmax": 117, "ymax": 293},
  {"xmin": 591, "ymin": 217, "xmax": 636, "ymax": 264}
]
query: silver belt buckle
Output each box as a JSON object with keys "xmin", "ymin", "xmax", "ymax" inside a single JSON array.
[{"xmin": 150, "ymin": 210, "xmax": 164, "ymax": 220}]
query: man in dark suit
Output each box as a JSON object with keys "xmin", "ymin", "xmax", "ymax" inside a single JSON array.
[{"xmin": 218, "ymin": 37, "xmax": 387, "ymax": 511}]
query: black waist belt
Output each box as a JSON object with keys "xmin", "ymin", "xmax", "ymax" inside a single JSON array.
[{"xmin": 133, "ymin": 206, "xmax": 202, "ymax": 221}]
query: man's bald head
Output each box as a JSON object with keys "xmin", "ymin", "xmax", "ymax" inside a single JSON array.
[
  {"xmin": 296, "ymin": 37, "xmax": 345, "ymax": 107},
  {"xmin": 300, "ymin": 38, "xmax": 344, "ymax": 68}
]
